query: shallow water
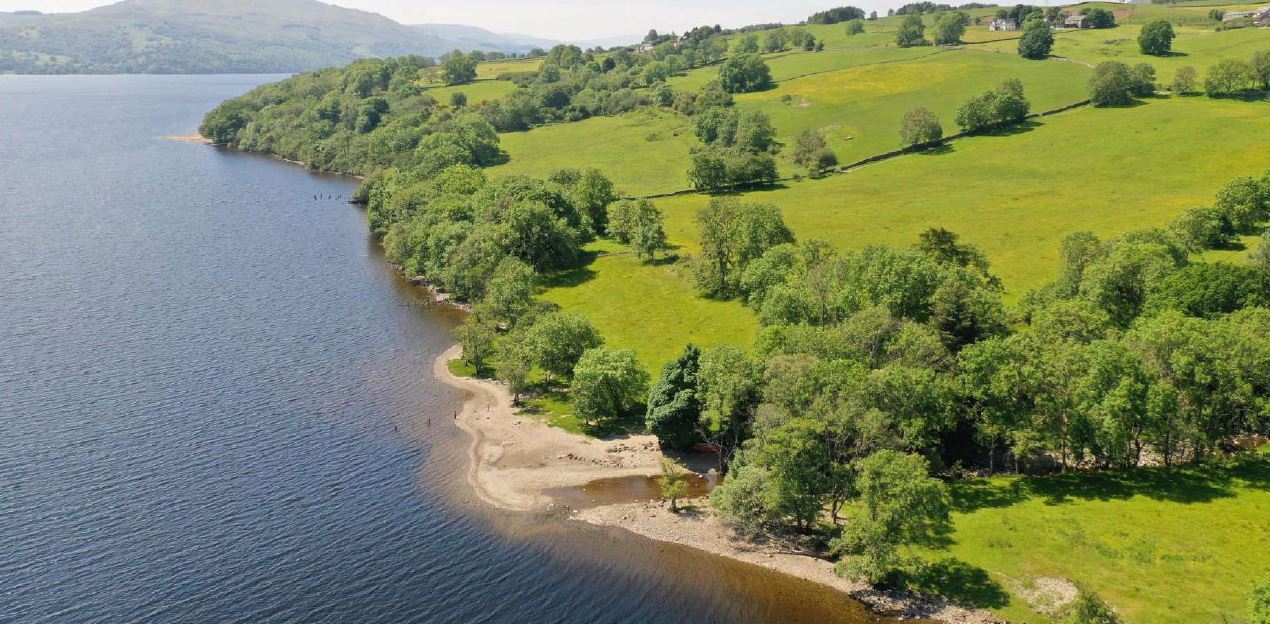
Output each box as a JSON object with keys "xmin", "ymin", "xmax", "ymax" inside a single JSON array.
[{"xmin": 0, "ymin": 75, "xmax": 908, "ymax": 624}]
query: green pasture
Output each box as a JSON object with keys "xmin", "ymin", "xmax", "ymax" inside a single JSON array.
[
  {"xmin": 733, "ymin": 48, "xmax": 1092, "ymax": 175},
  {"xmin": 538, "ymin": 239, "xmax": 758, "ymax": 373},
  {"xmin": 476, "ymin": 57, "xmax": 542, "ymax": 79},
  {"xmin": 490, "ymin": 108, "xmax": 698, "ymax": 197},
  {"xmin": 422, "ymin": 79, "xmax": 518, "ymax": 105},
  {"xmin": 652, "ymin": 95, "xmax": 1269, "ymax": 295},
  {"xmin": 911, "ymin": 447, "xmax": 1270, "ymax": 623}
]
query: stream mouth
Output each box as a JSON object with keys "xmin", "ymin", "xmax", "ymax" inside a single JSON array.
[{"xmin": 545, "ymin": 473, "xmax": 722, "ymax": 510}]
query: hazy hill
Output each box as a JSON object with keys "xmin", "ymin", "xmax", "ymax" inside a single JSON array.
[
  {"xmin": 0, "ymin": 0, "xmax": 558, "ymax": 74},
  {"xmin": 411, "ymin": 23, "xmax": 559, "ymax": 54}
]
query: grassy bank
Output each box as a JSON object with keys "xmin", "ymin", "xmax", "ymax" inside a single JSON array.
[{"xmin": 915, "ymin": 447, "xmax": 1270, "ymax": 623}]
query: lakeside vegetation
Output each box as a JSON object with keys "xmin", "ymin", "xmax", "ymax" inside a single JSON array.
[{"xmin": 201, "ymin": 3, "xmax": 1270, "ymax": 621}]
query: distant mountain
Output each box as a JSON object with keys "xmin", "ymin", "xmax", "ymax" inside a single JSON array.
[
  {"xmin": 412, "ymin": 24, "xmax": 560, "ymax": 54},
  {"xmin": 0, "ymin": 0, "xmax": 554, "ymax": 74}
]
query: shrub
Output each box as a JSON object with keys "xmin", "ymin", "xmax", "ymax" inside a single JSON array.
[
  {"xmin": 1171, "ymin": 66, "xmax": 1198, "ymax": 95},
  {"xmin": 1204, "ymin": 58, "xmax": 1256, "ymax": 97}
]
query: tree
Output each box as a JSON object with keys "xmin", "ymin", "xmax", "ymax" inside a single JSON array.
[
  {"xmin": 718, "ymin": 54, "xmax": 773, "ymax": 94},
  {"xmin": 831, "ymin": 451, "xmax": 950, "ymax": 583},
  {"xmin": 1204, "ymin": 58, "xmax": 1256, "ymax": 97},
  {"xmin": 697, "ymin": 345, "xmax": 761, "ymax": 469},
  {"xmin": 646, "ymin": 345, "xmax": 703, "ymax": 449},
  {"xmin": 525, "ymin": 312, "xmax": 603, "ymax": 379},
  {"xmin": 1018, "ymin": 17, "xmax": 1054, "ymax": 60},
  {"xmin": 688, "ymin": 151, "xmax": 728, "ymax": 191},
  {"xmin": 1082, "ymin": 7, "xmax": 1116, "ymax": 28},
  {"xmin": 1215, "ymin": 176, "xmax": 1269, "ymax": 233},
  {"xmin": 495, "ymin": 337, "xmax": 534, "ymax": 404},
  {"xmin": 1171, "ymin": 65, "xmax": 1198, "ymax": 95},
  {"xmin": 1129, "ymin": 63, "xmax": 1156, "ymax": 97},
  {"xmin": 896, "ymin": 14, "xmax": 928, "ymax": 47},
  {"xmin": 1138, "ymin": 20, "xmax": 1175, "ymax": 56},
  {"xmin": 659, "ymin": 457, "xmax": 690, "ymax": 512},
  {"xmin": 456, "ymin": 312, "xmax": 498, "ymax": 375},
  {"xmin": 450, "ymin": 91, "xmax": 467, "ymax": 108},
  {"xmin": 568, "ymin": 168, "xmax": 617, "ymax": 234},
  {"xmin": 442, "ymin": 53, "xmax": 478, "ymax": 85},
  {"xmin": 570, "ymin": 348, "xmax": 649, "ymax": 425},
  {"xmin": 845, "ymin": 19, "xmax": 866, "ymax": 35},
  {"xmin": 1252, "ymin": 231, "xmax": 1270, "ymax": 273},
  {"xmin": 933, "ymin": 11, "xmax": 970, "ymax": 45},
  {"xmin": 607, "ymin": 199, "xmax": 669, "ymax": 261},
  {"xmin": 792, "ymin": 128, "xmax": 837, "ymax": 175},
  {"xmin": 899, "ymin": 107, "xmax": 943, "ymax": 148},
  {"xmin": 1168, "ymin": 206, "xmax": 1233, "ymax": 252},
  {"xmin": 483, "ymin": 257, "xmax": 534, "ymax": 324},
  {"xmin": 1254, "ymin": 51, "xmax": 1270, "ymax": 91},
  {"xmin": 735, "ymin": 34, "xmax": 760, "ymax": 54},
  {"xmin": 1089, "ymin": 61, "xmax": 1135, "ymax": 106},
  {"xmin": 694, "ymin": 199, "xmax": 795, "ymax": 297}
]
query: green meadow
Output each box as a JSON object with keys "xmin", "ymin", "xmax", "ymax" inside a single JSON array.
[
  {"xmin": 915, "ymin": 447, "xmax": 1270, "ymax": 624},
  {"xmin": 537, "ymin": 239, "xmax": 759, "ymax": 372},
  {"xmin": 489, "ymin": 108, "xmax": 699, "ymax": 196},
  {"xmin": 659, "ymin": 96, "xmax": 1270, "ymax": 297},
  {"xmin": 423, "ymin": 79, "xmax": 518, "ymax": 105}
]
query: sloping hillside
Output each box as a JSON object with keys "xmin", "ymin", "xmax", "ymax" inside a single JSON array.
[{"xmin": 0, "ymin": 0, "xmax": 547, "ymax": 74}]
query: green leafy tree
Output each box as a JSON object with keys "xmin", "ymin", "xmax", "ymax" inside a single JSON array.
[
  {"xmin": 570, "ymin": 348, "xmax": 650, "ymax": 425},
  {"xmin": 697, "ymin": 345, "xmax": 761, "ymax": 468},
  {"xmin": 689, "ymin": 151, "xmax": 729, "ymax": 191},
  {"xmin": 1171, "ymin": 65, "xmax": 1198, "ymax": 95},
  {"xmin": 933, "ymin": 11, "xmax": 970, "ymax": 45},
  {"xmin": 607, "ymin": 199, "xmax": 669, "ymax": 261},
  {"xmin": 1018, "ymin": 17, "xmax": 1054, "ymax": 59},
  {"xmin": 659, "ymin": 457, "xmax": 690, "ymax": 511},
  {"xmin": 718, "ymin": 54, "xmax": 774, "ymax": 93},
  {"xmin": 1253, "ymin": 51, "xmax": 1270, "ymax": 90},
  {"xmin": 896, "ymin": 14, "xmax": 928, "ymax": 47},
  {"xmin": 1129, "ymin": 63, "xmax": 1156, "ymax": 97},
  {"xmin": 792, "ymin": 128, "xmax": 838, "ymax": 175},
  {"xmin": 646, "ymin": 345, "xmax": 703, "ymax": 449},
  {"xmin": 450, "ymin": 91, "xmax": 468, "ymax": 108},
  {"xmin": 1089, "ymin": 61, "xmax": 1135, "ymax": 106},
  {"xmin": 831, "ymin": 450, "xmax": 950, "ymax": 583},
  {"xmin": 457, "ymin": 312, "xmax": 498, "ymax": 375},
  {"xmin": 442, "ymin": 52, "xmax": 478, "ymax": 85},
  {"xmin": 567, "ymin": 168, "xmax": 618, "ymax": 234},
  {"xmin": 1252, "ymin": 231, "xmax": 1270, "ymax": 273},
  {"xmin": 495, "ymin": 337, "xmax": 534, "ymax": 404},
  {"xmin": 735, "ymin": 34, "xmax": 760, "ymax": 54},
  {"xmin": 845, "ymin": 19, "xmax": 866, "ymax": 35},
  {"xmin": 482, "ymin": 257, "xmax": 535, "ymax": 324},
  {"xmin": 1138, "ymin": 20, "xmax": 1175, "ymax": 56},
  {"xmin": 526, "ymin": 312, "xmax": 603, "ymax": 379},
  {"xmin": 1168, "ymin": 206, "xmax": 1233, "ymax": 252},
  {"xmin": 1082, "ymin": 7, "xmax": 1116, "ymax": 28},
  {"xmin": 694, "ymin": 198, "xmax": 795, "ymax": 297},
  {"xmin": 1204, "ymin": 58, "xmax": 1256, "ymax": 97},
  {"xmin": 899, "ymin": 107, "xmax": 943, "ymax": 147},
  {"xmin": 1215, "ymin": 175, "xmax": 1269, "ymax": 233}
]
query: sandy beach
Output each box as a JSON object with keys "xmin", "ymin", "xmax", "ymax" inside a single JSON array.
[{"xmin": 433, "ymin": 345, "xmax": 1001, "ymax": 624}]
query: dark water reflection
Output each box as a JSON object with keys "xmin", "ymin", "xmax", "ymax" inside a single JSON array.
[{"xmin": 0, "ymin": 75, "xmax": 907, "ymax": 624}]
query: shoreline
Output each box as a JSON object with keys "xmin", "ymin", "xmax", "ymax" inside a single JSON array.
[{"xmin": 432, "ymin": 346, "xmax": 1001, "ymax": 624}]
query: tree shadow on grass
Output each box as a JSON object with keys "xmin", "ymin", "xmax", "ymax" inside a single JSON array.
[
  {"xmin": 898, "ymin": 558, "xmax": 1012, "ymax": 610},
  {"xmin": 539, "ymin": 248, "xmax": 600, "ymax": 289},
  {"xmin": 982, "ymin": 119, "xmax": 1042, "ymax": 138},
  {"xmin": 951, "ymin": 455, "xmax": 1270, "ymax": 513}
]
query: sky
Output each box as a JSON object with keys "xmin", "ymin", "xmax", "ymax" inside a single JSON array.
[{"xmin": 0, "ymin": 0, "xmax": 908, "ymax": 40}]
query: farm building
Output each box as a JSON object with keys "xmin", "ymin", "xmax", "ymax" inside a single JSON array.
[
  {"xmin": 1222, "ymin": 11, "xmax": 1252, "ymax": 22},
  {"xmin": 1255, "ymin": 6, "xmax": 1269, "ymax": 25},
  {"xmin": 1064, "ymin": 14, "xmax": 1089, "ymax": 28},
  {"xmin": 988, "ymin": 18, "xmax": 1019, "ymax": 31}
]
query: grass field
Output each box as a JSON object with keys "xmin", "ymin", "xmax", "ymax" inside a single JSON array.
[
  {"xmin": 489, "ymin": 108, "xmax": 699, "ymax": 196},
  {"xmin": 538, "ymin": 239, "xmax": 759, "ymax": 373},
  {"xmin": 475, "ymin": 57, "xmax": 542, "ymax": 79},
  {"xmin": 733, "ymin": 49, "xmax": 1092, "ymax": 174},
  {"xmin": 422, "ymin": 79, "xmax": 518, "ymax": 105},
  {"xmin": 912, "ymin": 447, "xmax": 1270, "ymax": 623},
  {"xmin": 655, "ymin": 96, "xmax": 1270, "ymax": 294}
]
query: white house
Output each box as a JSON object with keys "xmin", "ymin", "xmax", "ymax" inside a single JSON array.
[{"xmin": 988, "ymin": 18, "xmax": 1019, "ymax": 31}]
